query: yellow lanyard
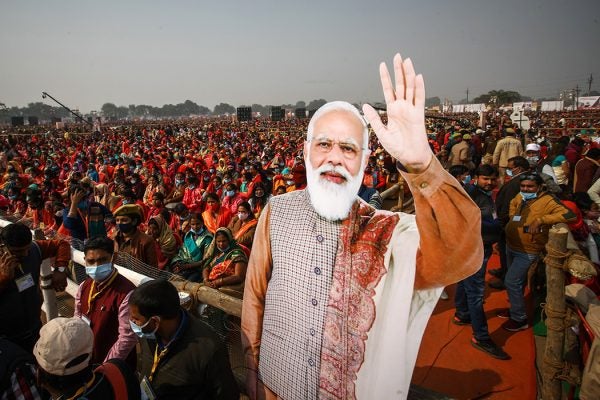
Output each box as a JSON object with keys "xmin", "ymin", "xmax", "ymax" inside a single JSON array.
[
  {"xmin": 86, "ymin": 270, "xmax": 118, "ymax": 312},
  {"xmin": 65, "ymin": 375, "xmax": 96, "ymax": 399},
  {"xmin": 149, "ymin": 345, "xmax": 169, "ymax": 382},
  {"xmin": 147, "ymin": 311, "xmax": 187, "ymax": 382}
]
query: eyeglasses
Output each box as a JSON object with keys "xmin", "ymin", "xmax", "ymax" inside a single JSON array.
[{"xmin": 307, "ymin": 138, "xmax": 365, "ymax": 160}]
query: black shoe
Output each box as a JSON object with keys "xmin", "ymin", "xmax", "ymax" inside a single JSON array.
[
  {"xmin": 471, "ymin": 338, "xmax": 510, "ymax": 360},
  {"xmin": 452, "ymin": 315, "xmax": 471, "ymax": 326},
  {"xmin": 502, "ymin": 318, "xmax": 529, "ymax": 332},
  {"xmin": 488, "ymin": 279, "xmax": 505, "ymax": 290},
  {"xmin": 489, "ymin": 268, "xmax": 504, "ymax": 278}
]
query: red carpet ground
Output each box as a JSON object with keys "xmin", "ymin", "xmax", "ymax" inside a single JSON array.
[{"xmin": 412, "ymin": 253, "xmax": 537, "ymax": 399}]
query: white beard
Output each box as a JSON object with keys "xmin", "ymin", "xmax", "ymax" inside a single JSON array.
[{"xmin": 306, "ymin": 162, "xmax": 364, "ymax": 221}]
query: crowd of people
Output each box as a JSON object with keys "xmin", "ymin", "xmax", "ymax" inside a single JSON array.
[{"xmin": 1, "ymin": 97, "xmax": 600, "ymax": 398}]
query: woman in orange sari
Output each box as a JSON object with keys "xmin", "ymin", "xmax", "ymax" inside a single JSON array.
[
  {"xmin": 201, "ymin": 192, "xmax": 231, "ymax": 234},
  {"xmin": 201, "ymin": 227, "xmax": 248, "ymax": 289},
  {"xmin": 227, "ymin": 201, "xmax": 257, "ymax": 250}
]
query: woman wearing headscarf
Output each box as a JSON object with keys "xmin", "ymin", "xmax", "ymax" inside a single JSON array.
[
  {"xmin": 201, "ymin": 227, "xmax": 248, "ymax": 289},
  {"xmin": 147, "ymin": 214, "xmax": 178, "ymax": 270},
  {"xmin": 227, "ymin": 201, "xmax": 257, "ymax": 250},
  {"xmin": 247, "ymin": 182, "xmax": 271, "ymax": 218},
  {"xmin": 202, "ymin": 192, "xmax": 231, "ymax": 234}
]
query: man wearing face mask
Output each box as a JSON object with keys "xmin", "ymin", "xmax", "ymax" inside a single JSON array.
[
  {"xmin": 113, "ymin": 204, "xmax": 158, "ymax": 268},
  {"xmin": 524, "ymin": 143, "xmax": 561, "ymax": 195},
  {"xmin": 488, "ymin": 156, "xmax": 531, "ymax": 289},
  {"xmin": 453, "ymin": 165, "xmax": 508, "ymax": 359},
  {"xmin": 74, "ymin": 236, "xmax": 137, "ymax": 367},
  {"xmin": 129, "ymin": 279, "xmax": 239, "ymax": 399},
  {"xmin": 500, "ymin": 173, "xmax": 576, "ymax": 331}
]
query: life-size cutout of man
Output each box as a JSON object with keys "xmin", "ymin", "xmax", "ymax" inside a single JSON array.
[{"xmin": 241, "ymin": 53, "xmax": 483, "ymax": 399}]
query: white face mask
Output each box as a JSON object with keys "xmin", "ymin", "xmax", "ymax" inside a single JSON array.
[{"xmin": 237, "ymin": 212, "xmax": 249, "ymax": 221}]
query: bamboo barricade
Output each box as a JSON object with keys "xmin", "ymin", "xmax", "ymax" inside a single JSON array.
[
  {"xmin": 542, "ymin": 225, "xmax": 569, "ymax": 400},
  {"xmin": 542, "ymin": 224, "xmax": 598, "ymax": 399},
  {"xmin": 169, "ymin": 279, "xmax": 243, "ymax": 318}
]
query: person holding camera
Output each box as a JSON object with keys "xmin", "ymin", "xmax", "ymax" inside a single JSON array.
[
  {"xmin": 0, "ymin": 223, "xmax": 70, "ymax": 353},
  {"xmin": 499, "ymin": 173, "xmax": 576, "ymax": 332},
  {"xmin": 62, "ymin": 181, "xmax": 112, "ymax": 241}
]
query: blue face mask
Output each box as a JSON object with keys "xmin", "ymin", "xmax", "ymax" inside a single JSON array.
[
  {"xmin": 506, "ymin": 169, "xmax": 514, "ymax": 177},
  {"xmin": 520, "ymin": 192, "xmax": 537, "ymax": 201},
  {"xmin": 85, "ymin": 262, "xmax": 113, "ymax": 281},
  {"xmin": 129, "ymin": 317, "xmax": 159, "ymax": 339},
  {"xmin": 225, "ymin": 190, "xmax": 235, "ymax": 197},
  {"xmin": 77, "ymin": 200, "xmax": 88, "ymax": 210},
  {"xmin": 462, "ymin": 175, "xmax": 471, "ymax": 185},
  {"xmin": 175, "ymin": 179, "xmax": 184, "ymax": 186}
]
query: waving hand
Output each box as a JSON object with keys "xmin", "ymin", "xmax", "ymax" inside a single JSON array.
[{"xmin": 362, "ymin": 53, "xmax": 432, "ymax": 173}]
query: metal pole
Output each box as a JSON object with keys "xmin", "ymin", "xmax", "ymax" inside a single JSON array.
[
  {"xmin": 40, "ymin": 258, "xmax": 58, "ymax": 320},
  {"xmin": 41, "ymin": 91, "xmax": 92, "ymax": 126}
]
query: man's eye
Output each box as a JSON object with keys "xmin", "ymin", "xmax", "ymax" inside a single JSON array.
[{"xmin": 340, "ymin": 144, "xmax": 357, "ymax": 154}]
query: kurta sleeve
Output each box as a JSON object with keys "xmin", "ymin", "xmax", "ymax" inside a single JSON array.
[
  {"xmin": 241, "ymin": 203, "xmax": 275, "ymax": 399},
  {"xmin": 400, "ymin": 158, "xmax": 483, "ymax": 289},
  {"xmin": 36, "ymin": 239, "xmax": 71, "ymax": 267}
]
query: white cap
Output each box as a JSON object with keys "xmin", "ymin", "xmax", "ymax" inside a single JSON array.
[
  {"xmin": 34, "ymin": 317, "xmax": 93, "ymax": 376},
  {"xmin": 526, "ymin": 143, "xmax": 541, "ymax": 152}
]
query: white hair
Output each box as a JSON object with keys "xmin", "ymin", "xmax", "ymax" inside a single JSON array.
[{"xmin": 306, "ymin": 101, "xmax": 369, "ymax": 148}]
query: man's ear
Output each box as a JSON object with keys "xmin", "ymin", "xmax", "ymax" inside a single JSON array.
[
  {"xmin": 362, "ymin": 150, "xmax": 372, "ymax": 169},
  {"xmin": 303, "ymin": 141, "xmax": 310, "ymax": 162}
]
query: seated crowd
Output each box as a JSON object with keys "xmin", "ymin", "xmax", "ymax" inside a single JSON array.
[{"xmin": 1, "ymin": 109, "xmax": 600, "ymax": 398}]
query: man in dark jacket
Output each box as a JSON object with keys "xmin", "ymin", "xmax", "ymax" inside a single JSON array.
[
  {"xmin": 129, "ymin": 279, "xmax": 239, "ymax": 400},
  {"xmin": 0, "ymin": 223, "xmax": 69, "ymax": 353},
  {"xmin": 489, "ymin": 156, "xmax": 530, "ymax": 289},
  {"xmin": 453, "ymin": 164, "xmax": 509, "ymax": 359}
]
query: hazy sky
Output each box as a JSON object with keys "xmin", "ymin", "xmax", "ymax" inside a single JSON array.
[{"xmin": 1, "ymin": 0, "xmax": 599, "ymax": 112}]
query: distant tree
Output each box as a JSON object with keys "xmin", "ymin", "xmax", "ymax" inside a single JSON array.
[
  {"xmin": 472, "ymin": 90, "xmax": 522, "ymax": 105},
  {"xmin": 213, "ymin": 103, "xmax": 235, "ymax": 115},
  {"xmin": 101, "ymin": 103, "xmax": 119, "ymax": 119},
  {"xmin": 425, "ymin": 97, "xmax": 441, "ymax": 108},
  {"xmin": 197, "ymin": 105, "xmax": 211, "ymax": 115},
  {"xmin": 295, "ymin": 101, "xmax": 306, "ymax": 108},
  {"xmin": 252, "ymin": 104, "xmax": 268, "ymax": 116}
]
